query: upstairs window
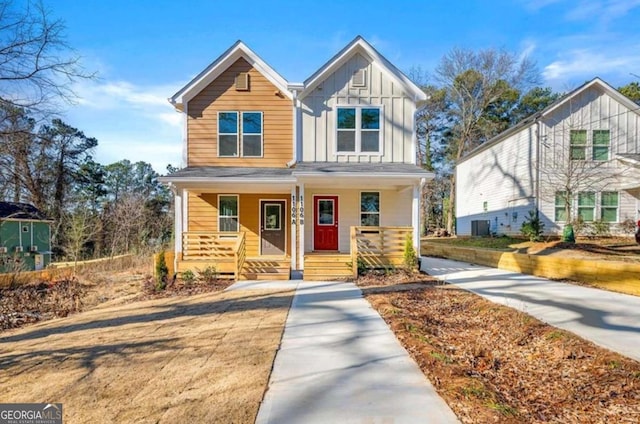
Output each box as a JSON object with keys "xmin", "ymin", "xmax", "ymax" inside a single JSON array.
[
  {"xmin": 570, "ymin": 130, "xmax": 587, "ymax": 160},
  {"xmin": 600, "ymin": 192, "xmax": 618, "ymax": 222},
  {"xmin": 577, "ymin": 192, "xmax": 595, "ymax": 222},
  {"xmin": 218, "ymin": 111, "xmax": 263, "ymax": 157},
  {"xmin": 337, "ymin": 106, "xmax": 381, "ymax": 154},
  {"xmin": 592, "ymin": 130, "xmax": 610, "ymax": 161},
  {"xmin": 360, "ymin": 192, "xmax": 380, "ymax": 226}
]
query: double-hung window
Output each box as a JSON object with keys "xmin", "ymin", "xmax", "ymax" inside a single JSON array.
[
  {"xmin": 600, "ymin": 192, "xmax": 618, "ymax": 222},
  {"xmin": 218, "ymin": 111, "xmax": 263, "ymax": 157},
  {"xmin": 577, "ymin": 192, "xmax": 595, "ymax": 222},
  {"xmin": 219, "ymin": 195, "xmax": 239, "ymax": 232},
  {"xmin": 337, "ymin": 107, "xmax": 381, "ymax": 154},
  {"xmin": 360, "ymin": 192, "xmax": 380, "ymax": 226},
  {"xmin": 592, "ymin": 130, "xmax": 610, "ymax": 161},
  {"xmin": 554, "ymin": 191, "xmax": 568, "ymax": 222},
  {"xmin": 569, "ymin": 130, "xmax": 587, "ymax": 160}
]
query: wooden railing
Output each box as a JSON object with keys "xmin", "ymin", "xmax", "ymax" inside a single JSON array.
[
  {"xmin": 181, "ymin": 232, "xmax": 246, "ymax": 278},
  {"xmin": 350, "ymin": 226, "xmax": 413, "ymax": 276}
]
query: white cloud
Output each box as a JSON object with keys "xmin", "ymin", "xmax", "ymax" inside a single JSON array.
[{"xmin": 542, "ymin": 48, "xmax": 640, "ymax": 83}]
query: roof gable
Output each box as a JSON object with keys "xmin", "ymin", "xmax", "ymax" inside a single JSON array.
[
  {"xmin": 0, "ymin": 202, "xmax": 50, "ymax": 221},
  {"xmin": 299, "ymin": 36, "xmax": 426, "ymax": 102},
  {"xmin": 169, "ymin": 41, "xmax": 292, "ymax": 110}
]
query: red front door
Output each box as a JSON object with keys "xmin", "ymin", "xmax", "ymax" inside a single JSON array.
[{"xmin": 314, "ymin": 196, "xmax": 339, "ymax": 250}]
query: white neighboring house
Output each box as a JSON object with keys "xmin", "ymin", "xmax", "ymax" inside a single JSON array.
[{"xmin": 456, "ymin": 77, "xmax": 640, "ymax": 237}]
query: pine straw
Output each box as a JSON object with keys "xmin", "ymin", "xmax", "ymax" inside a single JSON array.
[{"xmin": 360, "ymin": 275, "xmax": 640, "ymax": 423}]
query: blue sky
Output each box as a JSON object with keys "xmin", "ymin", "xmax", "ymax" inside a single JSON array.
[{"xmin": 50, "ymin": 0, "xmax": 640, "ymax": 174}]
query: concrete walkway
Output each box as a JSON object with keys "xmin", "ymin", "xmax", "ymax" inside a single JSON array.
[
  {"xmin": 421, "ymin": 257, "xmax": 640, "ymax": 362},
  {"xmin": 255, "ymin": 281, "xmax": 459, "ymax": 424}
]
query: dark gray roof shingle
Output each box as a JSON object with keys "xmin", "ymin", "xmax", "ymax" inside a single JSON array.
[{"xmin": 0, "ymin": 202, "xmax": 50, "ymax": 221}]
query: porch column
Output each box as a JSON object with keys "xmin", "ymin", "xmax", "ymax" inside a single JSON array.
[
  {"xmin": 412, "ymin": 184, "xmax": 420, "ymax": 252},
  {"xmin": 174, "ymin": 187, "xmax": 183, "ymax": 271},
  {"xmin": 290, "ymin": 186, "xmax": 297, "ymax": 269},
  {"xmin": 298, "ymin": 184, "xmax": 305, "ymax": 270}
]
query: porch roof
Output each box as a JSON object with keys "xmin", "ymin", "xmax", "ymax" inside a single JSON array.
[
  {"xmin": 292, "ymin": 162, "xmax": 433, "ymax": 178},
  {"xmin": 158, "ymin": 166, "xmax": 296, "ymax": 184}
]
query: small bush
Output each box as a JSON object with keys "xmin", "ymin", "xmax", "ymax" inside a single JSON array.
[
  {"xmin": 198, "ymin": 266, "xmax": 217, "ymax": 284},
  {"xmin": 620, "ymin": 218, "xmax": 637, "ymax": 233},
  {"xmin": 155, "ymin": 251, "xmax": 168, "ymax": 291},
  {"xmin": 181, "ymin": 269, "xmax": 196, "ymax": 286},
  {"xmin": 570, "ymin": 215, "xmax": 586, "ymax": 235},
  {"xmin": 403, "ymin": 234, "xmax": 418, "ymax": 270},
  {"xmin": 520, "ymin": 210, "xmax": 544, "ymax": 242},
  {"xmin": 348, "ymin": 257, "xmax": 367, "ymax": 276},
  {"xmin": 592, "ymin": 219, "xmax": 610, "ymax": 236}
]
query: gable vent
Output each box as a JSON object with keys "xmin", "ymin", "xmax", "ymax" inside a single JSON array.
[
  {"xmin": 235, "ymin": 72, "xmax": 249, "ymax": 91},
  {"xmin": 351, "ymin": 69, "xmax": 366, "ymax": 87}
]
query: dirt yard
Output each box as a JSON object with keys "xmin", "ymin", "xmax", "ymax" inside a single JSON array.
[
  {"xmin": 358, "ymin": 272, "xmax": 640, "ymax": 423},
  {"xmin": 0, "ymin": 287, "xmax": 293, "ymax": 423}
]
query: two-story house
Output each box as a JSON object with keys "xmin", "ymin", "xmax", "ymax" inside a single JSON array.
[
  {"xmin": 160, "ymin": 37, "xmax": 431, "ymax": 280},
  {"xmin": 456, "ymin": 77, "xmax": 640, "ymax": 237}
]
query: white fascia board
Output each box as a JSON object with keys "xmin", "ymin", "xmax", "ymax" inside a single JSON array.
[
  {"xmin": 292, "ymin": 171, "xmax": 433, "ymax": 180},
  {"xmin": 170, "ymin": 41, "xmax": 292, "ymax": 109},
  {"xmin": 159, "ymin": 177, "xmax": 297, "ymax": 185}
]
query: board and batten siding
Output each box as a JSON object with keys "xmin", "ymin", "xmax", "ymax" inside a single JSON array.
[
  {"xmin": 301, "ymin": 53, "xmax": 416, "ymax": 164},
  {"xmin": 187, "ymin": 58, "xmax": 293, "ymax": 167},
  {"xmin": 456, "ymin": 125, "xmax": 537, "ymax": 236},
  {"xmin": 303, "ymin": 188, "xmax": 412, "ymax": 252},
  {"xmin": 187, "ymin": 192, "xmax": 290, "ymax": 257}
]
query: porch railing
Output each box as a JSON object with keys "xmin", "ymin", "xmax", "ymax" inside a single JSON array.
[
  {"xmin": 182, "ymin": 231, "xmax": 246, "ymax": 278},
  {"xmin": 350, "ymin": 226, "xmax": 413, "ymax": 276}
]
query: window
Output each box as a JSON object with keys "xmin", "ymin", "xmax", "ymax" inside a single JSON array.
[
  {"xmin": 592, "ymin": 130, "xmax": 610, "ymax": 161},
  {"xmin": 570, "ymin": 130, "xmax": 587, "ymax": 160},
  {"xmin": 554, "ymin": 191, "xmax": 568, "ymax": 222},
  {"xmin": 218, "ymin": 111, "xmax": 262, "ymax": 157},
  {"xmin": 577, "ymin": 192, "xmax": 595, "ymax": 222},
  {"xmin": 337, "ymin": 107, "xmax": 381, "ymax": 154},
  {"xmin": 360, "ymin": 192, "xmax": 380, "ymax": 226},
  {"xmin": 600, "ymin": 192, "xmax": 618, "ymax": 222},
  {"xmin": 219, "ymin": 195, "xmax": 239, "ymax": 232}
]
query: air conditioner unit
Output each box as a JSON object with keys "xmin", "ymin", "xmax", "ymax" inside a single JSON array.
[
  {"xmin": 30, "ymin": 245, "xmax": 38, "ymax": 252},
  {"xmin": 0, "ymin": 246, "xmax": 7, "ymax": 254},
  {"xmin": 14, "ymin": 246, "xmax": 23, "ymax": 253},
  {"xmin": 235, "ymin": 72, "xmax": 249, "ymax": 91}
]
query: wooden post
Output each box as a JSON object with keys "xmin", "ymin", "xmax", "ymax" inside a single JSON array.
[{"xmin": 350, "ymin": 226, "xmax": 358, "ymax": 278}]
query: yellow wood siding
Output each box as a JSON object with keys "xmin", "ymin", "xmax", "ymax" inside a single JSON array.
[
  {"xmin": 187, "ymin": 58, "xmax": 293, "ymax": 167},
  {"xmin": 187, "ymin": 192, "xmax": 290, "ymax": 257}
]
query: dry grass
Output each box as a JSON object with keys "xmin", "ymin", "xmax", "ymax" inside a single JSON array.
[
  {"xmin": 359, "ymin": 273, "xmax": 640, "ymax": 423},
  {"xmin": 0, "ymin": 287, "xmax": 293, "ymax": 423}
]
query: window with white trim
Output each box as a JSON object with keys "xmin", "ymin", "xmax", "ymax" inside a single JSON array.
[
  {"xmin": 554, "ymin": 191, "xmax": 568, "ymax": 222},
  {"xmin": 218, "ymin": 111, "xmax": 263, "ymax": 157},
  {"xmin": 570, "ymin": 130, "xmax": 586, "ymax": 160},
  {"xmin": 600, "ymin": 192, "xmax": 618, "ymax": 222},
  {"xmin": 219, "ymin": 195, "xmax": 239, "ymax": 231},
  {"xmin": 577, "ymin": 192, "xmax": 595, "ymax": 222},
  {"xmin": 337, "ymin": 106, "xmax": 381, "ymax": 154},
  {"xmin": 360, "ymin": 192, "xmax": 380, "ymax": 226},
  {"xmin": 592, "ymin": 130, "xmax": 610, "ymax": 161}
]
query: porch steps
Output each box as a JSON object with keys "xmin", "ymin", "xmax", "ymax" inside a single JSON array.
[
  {"xmin": 240, "ymin": 257, "xmax": 291, "ymax": 280},
  {"xmin": 303, "ymin": 254, "xmax": 354, "ymax": 281}
]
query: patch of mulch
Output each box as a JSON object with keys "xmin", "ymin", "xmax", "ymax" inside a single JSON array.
[
  {"xmin": 363, "ymin": 276, "xmax": 640, "ymax": 423},
  {"xmin": 138, "ymin": 276, "xmax": 233, "ymax": 300},
  {"xmin": 0, "ymin": 279, "xmax": 85, "ymax": 331}
]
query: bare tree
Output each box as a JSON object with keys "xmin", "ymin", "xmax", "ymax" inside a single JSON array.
[
  {"xmin": 63, "ymin": 206, "xmax": 98, "ymax": 267},
  {"xmin": 0, "ymin": 0, "xmax": 92, "ymax": 115},
  {"xmin": 435, "ymin": 48, "xmax": 539, "ymax": 234}
]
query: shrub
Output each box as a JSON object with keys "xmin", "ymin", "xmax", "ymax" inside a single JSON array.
[
  {"xmin": 620, "ymin": 218, "xmax": 636, "ymax": 234},
  {"xmin": 181, "ymin": 269, "xmax": 196, "ymax": 286},
  {"xmin": 198, "ymin": 266, "xmax": 217, "ymax": 284},
  {"xmin": 570, "ymin": 215, "xmax": 586, "ymax": 235},
  {"xmin": 592, "ymin": 219, "xmax": 610, "ymax": 236},
  {"xmin": 347, "ymin": 257, "xmax": 367, "ymax": 276},
  {"xmin": 520, "ymin": 210, "xmax": 545, "ymax": 242},
  {"xmin": 403, "ymin": 234, "xmax": 418, "ymax": 270},
  {"xmin": 155, "ymin": 251, "xmax": 168, "ymax": 291}
]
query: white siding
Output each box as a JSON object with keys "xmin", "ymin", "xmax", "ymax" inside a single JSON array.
[
  {"xmin": 457, "ymin": 83, "xmax": 640, "ymax": 236},
  {"xmin": 301, "ymin": 53, "xmax": 416, "ymax": 164},
  {"xmin": 456, "ymin": 125, "xmax": 537, "ymax": 236},
  {"xmin": 304, "ymin": 187, "xmax": 412, "ymax": 252}
]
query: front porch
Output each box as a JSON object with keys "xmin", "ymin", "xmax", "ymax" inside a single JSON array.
[{"xmin": 175, "ymin": 226, "xmax": 413, "ymax": 281}]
